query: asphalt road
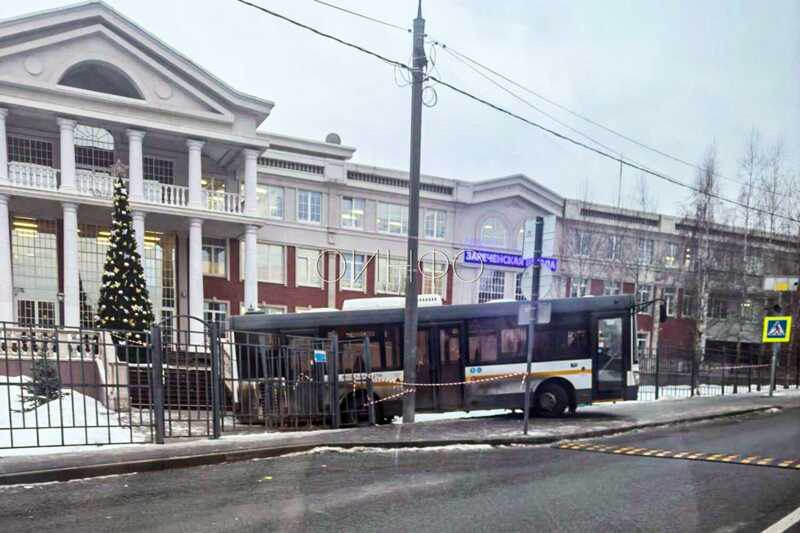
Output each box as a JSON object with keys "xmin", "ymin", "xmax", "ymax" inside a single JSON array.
[{"xmin": 1, "ymin": 409, "xmax": 799, "ymax": 533}]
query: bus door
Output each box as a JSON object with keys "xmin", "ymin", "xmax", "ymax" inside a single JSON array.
[
  {"xmin": 590, "ymin": 313, "xmax": 628, "ymax": 401},
  {"xmin": 430, "ymin": 324, "xmax": 465, "ymax": 410}
]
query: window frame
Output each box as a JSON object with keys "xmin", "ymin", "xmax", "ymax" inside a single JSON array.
[
  {"xmin": 340, "ymin": 251, "xmax": 367, "ymax": 291},
  {"xmin": 377, "ymin": 255, "xmax": 407, "ymax": 295},
  {"xmin": 202, "ymin": 237, "xmax": 228, "ymax": 278},
  {"xmin": 297, "ymin": 189, "xmax": 322, "ymax": 224},
  {"xmin": 377, "ymin": 202, "xmax": 409, "ymax": 235},
  {"xmin": 423, "ymin": 209, "xmax": 447, "ymax": 240},
  {"xmin": 295, "ymin": 247, "xmax": 323, "ymax": 288},
  {"xmin": 479, "ymin": 217, "xmax": 507, "ymax": 248},
  {"xmin": 341, "ymin": 196, "xmax": 366, "ymax": 230},
  {"xmin": 478, "ymin": 269, "xmax": 505, "ymax": 303}
]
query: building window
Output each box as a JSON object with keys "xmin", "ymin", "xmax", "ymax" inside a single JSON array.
[
  {"xmin": 297, "ymin": 190, "xmax": 322, "ymax": 224},
  {"xmin": 663, "ymin": 242, "xmax": 679, "ymax": 268},
  {"xmin": 604, "ymin": 280, "xmax": 622, "ymax": 296},
  {"xmin": 745, "ymin": 255, "xmax": 764, "ymax": 275},
  {"xmin": 143, "ymin": 157, "xmax": 174, "ymax": 184},
  {"xmin": 682, "ymin": 292, "xmax": 696, "ymax": 319},
  {"xmin": 377, "ymin": 256, "xmax": 407, "ymax": 295},
  {"xmin": 638, "ymin": 239, "xmax": 654, "ymax": 265},
  {"xmin": 203, "ymin": 301, "xmax": 228, "ymax": 329},
  {"xmin": 296, "ymin": 248, "xmax": 323, "ymax": 287},
  {"xmin": 515, "ymin": 272, "xmax": 525, "ymax": 300},
  {"xmin": 573, "ymin": 230, "xmax": 592, "ymax": 257},
  {"xmin": 663, "ymin": 287, "xmax": 676, "ymax": 317},
  {"xmin": 479, "ymin": 217, "xmax": 506, "ymax": 247},
  {"xmin": 423, "ymin": 209, "xmax": 446, "ymax": 240},
  {"xmin": 7, "ymin": 136, "xmax": 54, "ymax": 167},
  {"xmin": 569, "ymin": 277, "xmax": 589, "ymax": 298},
  {"xmin": 739, "ymin": 300, "xmax": 756, "ymax": 322},
  {"xmin": 421, "ymin": 261, "xmax": 447, "ymax": 297},
  {"xmin": 637, "ymin": 284, "xmax": 653, "ymax": 310},
  {"xmin": 377, "ymin": 203, "xmax": 408, "ymax": 235},
  {"xmin": 74, "ymin": 125, "xmax": 114, "ymax": 171},
  {"xmin": 607, "ymin": 235, "xmax": 622, "ymax": 261},
  {"xmin": 256, "ymin": 185, "xmax": 283, "ymax": 219},
  {"xmin": 341, "ymin": 196, "xmax": 366, "ymax": 229},
  {"xmin": 340, "ymin": 252, "xmax": 366, "ymax": 290},
  {"xmin": 636, "ymin": 333, "xmax": 649, "ymax": 360},
  {"xmin": 240, "ymin": 242, "xmax": 285, "ymax": 283},
  {"xmin": 202, "ymin": 238, "xmax": 227, "ymax": 277},
  {"xmin": 478, "ymin": 270, "xmax": 505, "ymax": 303},
  {"xmin": 11, "ymin": 218, "xmax": 59, "ymax": 326},
  {"xmin": 708, "ymin": 297, "xmax": 728, "ymax": 319},
  {"xmin": 242, "ymin": 304, "xmax": 286, "ymax": 315}
]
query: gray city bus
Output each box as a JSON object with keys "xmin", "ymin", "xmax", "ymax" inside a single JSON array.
[{"xmin": 230, "ymin": 294, "xmax": 640, "ymax": 421}]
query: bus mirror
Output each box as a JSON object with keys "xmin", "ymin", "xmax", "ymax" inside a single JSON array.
[{"xmin": 659, "ymin": 302, "xmax": 668, "ymax": 323}]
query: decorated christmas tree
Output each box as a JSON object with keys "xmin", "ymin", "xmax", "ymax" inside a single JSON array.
[{"xmin": 95, "ymin": 161, "xmax": 154, "ymax": 343}]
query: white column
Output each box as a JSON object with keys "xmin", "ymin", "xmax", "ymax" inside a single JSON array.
[
  {"xmin": 0, "ymin": 194, "xmax": 12, "ymax": 321},
  {"xmin": 62, "ymin": 202, "xmax": 79, "ymax": 327},
  {"xmin": 126, "ymin": 129, "xmax": 145, "ymax": 202},
  {"xmin": 0, "ymin": 109, "xmax": 8, "ymax": 185},
  {"xmin": 188, "ymin": 217, "xmax": 204, "ymax": 346},
  {"xmin": 243, "ymin": 148, "xmax": 259, "ymax": 217},
  {"xmin": 186, "ymin": 139, "xmax": 205, "ymax": 209},
  {"xmin": 57, "ymin": 118, "xmax": 77, "ymax": 192},
  {"xmin": 243, "ymin": 225, "xmax": 258, "ymax": 310},
  {"xmin": 132, "ymin": 210, "xmax": 146, "ymax": 259}
]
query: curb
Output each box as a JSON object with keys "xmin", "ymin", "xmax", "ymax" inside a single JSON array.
[{"xmin": 0, "ymin": 405, "xmax": 780, "ymax": 486}]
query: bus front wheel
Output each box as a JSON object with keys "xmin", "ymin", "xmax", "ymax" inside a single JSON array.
[{"xmin": 533, "ymin": 382, "xmax": 569, "ymax": 417}]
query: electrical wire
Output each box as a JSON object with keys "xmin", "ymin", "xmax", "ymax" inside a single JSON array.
[
  {"xmin": 305, "ymin": 0, "xmax": 797, "ymax": 203},
  {"xmin": 234, "ymin": 0, "xmax": 800, "ymax": 226}
]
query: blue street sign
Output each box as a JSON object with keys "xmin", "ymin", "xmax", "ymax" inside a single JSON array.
[
  {"xmin": 523, "ymin": 256, "xmax": 559, "ymax": 272},
  {"xmin": 313, "ymin": 349, "xmax": 327, "ymax": 363}
]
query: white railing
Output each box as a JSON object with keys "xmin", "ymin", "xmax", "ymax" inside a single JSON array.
[
  {"xmin": 203, "ymin": 189, "xmax": 243, "ymax": 214},
  {"xmin": 76, "ymin": 168, "xmax": 117, "ymax": 198},
  {"xmin": 147, "ymin": 181, "xmax": 189, "ymax": 208},
  {"xmin": 9, "ymin": 162, "xmax": 244, "ymax": 217},
  {"xmin": 7, "ymin": 162, "xmax": 59, "ymax": 190}
]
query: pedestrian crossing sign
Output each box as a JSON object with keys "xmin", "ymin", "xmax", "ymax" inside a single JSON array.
[{"xmin": 762, "ymin": 316, "xmax": 792, "ymax": 343}]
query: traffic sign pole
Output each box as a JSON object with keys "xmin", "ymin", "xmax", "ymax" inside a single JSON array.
[
  {"xmin": 770, "ymin": 343, "xmax": 778, "ymax": 397},
  {"xmin": 522, "ymin": 217, "xmax": 544, "ymax": 435}
]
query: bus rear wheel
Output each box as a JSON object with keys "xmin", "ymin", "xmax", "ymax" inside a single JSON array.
[{"xmin": 534, "ymin": 382, "xmax": 569, "ymax": 417}]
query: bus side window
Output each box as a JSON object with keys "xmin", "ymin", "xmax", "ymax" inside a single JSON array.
[
  {"xmin": 533, "ymin": 328, "xmax": 589, "ymax": 361},
  {"xmin": 468, "ymin": 332, "xmax": 497, "ymax": 363},
  {"xmin": 500, "ymin": 326, "xmax": 526, "ymax": 360},
  {"xmin": 384, "ymin": 326, "xmax": 402, "ymax": 371}
]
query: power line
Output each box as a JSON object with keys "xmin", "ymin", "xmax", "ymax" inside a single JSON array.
[
  {"xmin": 234, "ymin": 0, "xmax": 799, "ymax": 226},
  {"xmin": 309, "ymin": 0, "xmax": 410, "ymax": 32},
  {"xmin": 305, "ymin": 0, "xmax": 796, "ymax": 202}
]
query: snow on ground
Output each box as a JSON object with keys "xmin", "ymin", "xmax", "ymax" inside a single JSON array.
[
  {"xmin": 394, "ymin": 409, "xmax": 513, "ymax": 424},
  {"xmin": 0, "ymin": 376, "xmax": 148, "ymax": 452},
  {"xmin": 254, "ymin": 444, "xmax": 496, "ymax": 460}
]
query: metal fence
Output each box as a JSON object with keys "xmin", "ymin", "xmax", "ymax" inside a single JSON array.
[
  {"xmin": 0, "ymin": 320, "xmax": 381, "ymax": 450},
  {"xmin": 637, "ymin": 346, "xmax": 800, "ymax": 401},
  {"xmin": 0, "ymin": 322, "xmax": 156, "ymax": 450}
]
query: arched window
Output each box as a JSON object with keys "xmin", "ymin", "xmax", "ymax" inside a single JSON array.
[
  {"xmin": 517, "ymin": 226, "xmax": 525, "ymax": 250},
  {"xmin": 59, "ymin": 61, "xmax": 143, "ymax": 99},
  {"xmin": 479, "ymin": 217, "xmax": 507, "ymax": 248},
  {"xmin": 74, "ymin": 125, "xmax": 115, "ymax": 171}
]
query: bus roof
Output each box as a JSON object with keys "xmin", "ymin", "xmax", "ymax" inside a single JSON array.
[{"xmin": 230, "ymin": 294, "xmax": 635, "ymax": 333}]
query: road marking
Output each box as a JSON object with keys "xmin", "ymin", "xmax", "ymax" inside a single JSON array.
[
  {"xmin": 555, "ymin": 443, "xmax": 799, "ymax": 471},
  {"xmin": 762, "ymin": 504, "xmax": 800, "ymax": 533}
]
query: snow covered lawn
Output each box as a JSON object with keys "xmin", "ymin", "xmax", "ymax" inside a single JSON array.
[{"xmin": 0, "ymin": 376, "xmax": 149, "ymax": 450}]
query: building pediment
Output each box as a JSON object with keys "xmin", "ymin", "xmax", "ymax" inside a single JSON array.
[{"xmin": 0, "ymin": 1, "xmax": 273, "ymax": 130}]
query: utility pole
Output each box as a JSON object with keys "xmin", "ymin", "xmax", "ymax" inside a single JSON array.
[
  {"xmin": 402, "ymin": 1, "xmax": 426, "ymax": 424},
  {"xmin": 522, "ymin": 218, "xmax": 544, "ymax": 435}
]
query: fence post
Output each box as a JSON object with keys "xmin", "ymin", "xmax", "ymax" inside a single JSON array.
[
  {"xmin": 721, "ymin": 351, "xmax": 726, "ymax": 396},
  {"xmin": 364, "ymin": 337, "xmax": 375, "ymax": 426},
  {"xmin": 654, "ymin": 348, "xmax": 660, "ymax": 401},
  {"xmin": 690, "ymin": 354, "xmax": 697, "ymax": 398},
  {"xmin": 747, "ymin": 351, "xmax": 752, "ymax": 392},
  {"xmin": 150, "ymin": 325, "xmax": 165, "ymax": 444},
  {"xmin": 209, "ymin": 323, "xmax": 222, "ymax": 439},
  {"xmin": 329, "ymin": 334, "xmax": 340, "ymax": 429},
  {"xmin": 795, "ymin": 349, "xmax": 799, "ymax": 389}
]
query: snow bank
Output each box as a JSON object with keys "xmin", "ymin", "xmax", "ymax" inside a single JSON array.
[{"xmin": 0, "ymin": 376, "xmax": 144, "ymax": 449}]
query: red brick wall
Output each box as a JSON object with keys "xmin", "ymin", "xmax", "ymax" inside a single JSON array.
[{"xmin": 590, "ymin": 279, "xmax": 604, "ymax": 296}]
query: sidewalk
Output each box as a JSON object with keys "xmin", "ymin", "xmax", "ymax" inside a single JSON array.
[{"xmin": 2, "ymin": 390, "xmax": 799, "ymax": 485}]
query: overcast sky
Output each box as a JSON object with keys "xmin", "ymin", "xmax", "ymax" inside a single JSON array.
[{"xmin": 4, "ymin": 0, "xmax": 798, "ymax": 217}]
